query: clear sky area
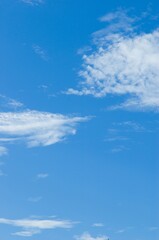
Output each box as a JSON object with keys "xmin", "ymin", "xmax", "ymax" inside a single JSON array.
[{"xmin": 0, "ymin": 0, "xmax": 158, "ymax": 239}]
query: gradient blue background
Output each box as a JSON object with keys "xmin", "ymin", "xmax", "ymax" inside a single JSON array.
[{"xmin": 0, "ymin": 0, "xmax": 158, "ymax": 239}]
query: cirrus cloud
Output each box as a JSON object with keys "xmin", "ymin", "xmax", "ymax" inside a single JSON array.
[
  {"xmin": 0, "ymin": 146, "xmax": 8, "ymax": 156},
  {"xmin": 20, "ymin": 0, "xmax": 44, "ymax": 6},
  {"xmin": 75, "ymin": 232, "xmax": 109, "ymax": 240},
  {"xmin": 0, "ymin": 110, "xmax": 89, "ymax": 148},
  {"xmin": 0, "ymin": 217, "xmax": 74, "ymax": 237}
]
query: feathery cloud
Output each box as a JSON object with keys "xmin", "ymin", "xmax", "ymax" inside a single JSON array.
[
  {"xmin": 32, "ymin": 45, "xmax": 49, "ymax": 61},
  {"xmin": 0, "ymin": 95, "xmax": 23, "ymax": 110},
  {"xmin": 21, "ymin": 0, "xmax": 44, "ymax": 6},
  {"xmin": 116, "ymin": 229, "xmax": 126, "ymax": 233},
  {"xmin": 111, "ymin": 145, "xmax": 129, "ymax": 153},
  {"xmin": 92, "ymin": 223, "xmax": 104, "ymax": 227},
  {"xmin": 67, "ymin": 10, "xmax": 159, "ymax": 111},
  {"xmin": 112, "ymin": 121, "xmax": 145, "ymax": 132},
  {"xmin": 0, "ymin": 217, "xmax": 74, "ymax": 237},
  {"xmin": 0, "ymin": 110, "xmax": 88, "ymax": 148},
  {"xmin": 75, "ymin": 232, "xmax": 109, "ymax": 240},
  {"xmin": 37, "ymin": 173, "xmax": 49, "ymax": 179},
  {"xmin": 0, "ymin": 146, "xmax": 8, "ymax": 156},
  {"xmin": 12, "ymin": 229, "xmax": 40, "ymax": 237}
]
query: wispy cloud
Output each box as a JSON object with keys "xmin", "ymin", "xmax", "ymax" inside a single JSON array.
[
  {"xmin": 0, "ymin": 110, "xmax": 88, "ymax": 148},
  {"xmin": 7, "ymin": 99, "xmax": 23, "ymax": 108},
  {"xmin": 112, "ymin": 121, "xmax": 145, "ymax": 132},
  {"xmin": 32, "ymin": 45, "xmax": 49, "ymax": 61},
  {"xmin": 97, "ymin": 9, "xmax": 136, "ymax": 36},
  {"xmin": 105, "ymin": 120, "xmax": 146, "ymax": 152},
  {"xmin": 20, "ymin": 0, "xmax": 44, "ymax": 6},
  {"xmin": 0, "ymin": 146, "xmax": 8, "ymax": 156},
  {"xmin": 111, "ymin": 145, "xmax": 129, "ymax": 153},
  {"xmin": 116, "ymin": 228, "xmax": 126, "ymax": 233},
  {"xmin": 67, "ymin": 10, "xmax": 159, "ymax": 111},
  {"xmin": 92, "ymin": 223, "xmax": 104, "ymax": 227},
  {"xmin": 149, "ymin": 227, "xmax": 159, "ymax": 231},
  {"xmin": 75, "ymin": 232, "xmax": 109, "ymax": 240},
  {"xmin": 12, "ymin": 229, "xmax": 40, "ymax": 237},
  {"xmin": 0, "ymin": 95, "xmax": 23, "ymax": 110},
  {"xmin": 105, "ymin": 136, "xmax": 129, "ymax": 142},
  {"xmin": 116, "ymin": 226, "xmax": 134, "ymax": 234},
  {"xmin": 38, "ymin": 84, "xmax": 49, "ymax": 91},
  {"xmin": 0, "ymin": 217, "xmax": 74, "ymax": 237},
  {"xmin": 37, "ymin": 173, "xmax": 49, "ymax": 179}
]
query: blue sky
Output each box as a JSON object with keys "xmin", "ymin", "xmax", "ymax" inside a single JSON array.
[{"xmin": 0, "ymin": 0, "xmax": 158, "ymax": 239}]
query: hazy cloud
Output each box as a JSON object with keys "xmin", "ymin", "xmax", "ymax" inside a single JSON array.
[
  {"xmin": 37, "ymin": 173, "xmax": 49, "ymax": 179},
  {"xmin": 12, "ymin": 229, "xmax": 40, "ymax": 237},
  {"xmin": 32, "ymin": 45, "xmax": 49, "ymax": 61},
  {"xmin": 112, "ymin": 121, "xmax": 145, "ymax": 132},
  {"xmin": 20, "ymin": 0, "xmax": 44, "ymax": 6},
  {"xmin": 92, "ymin": 223, "xmax": 104, "ymax": 227},
  {"xmin": 0, "ymin": 95, "xmax": 23, "ymax": 110},
  {"xmin": 0, "ymin": 146, "xmax": 8, "ymax": 156},
  {"xmin": 116, "ymin": 229, "xmax": 126, "ymax": 233},
  {"xmin": 149, "ymin": 227, "xmax": 159, "ymax": 231},
  {"xmin": 111, "ymin": 145, "xmax": 129, "ymax": 153},
  {"xmin": 75, "ymin": 232, "xmax": 109, "ymax": 240}
]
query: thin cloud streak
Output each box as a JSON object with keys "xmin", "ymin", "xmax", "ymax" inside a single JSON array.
[
  {"xmin": 37, "ymin": 173, "xmax": 49, "ymax": 179},
  {"xmin": 0, "ymin": 146, "xmax": 8, "ymax": 156},
  {"xmin": 12, "ymin": 229, "xmax": 40, "ymax": 237},
  {"xmin": 20, "ymin": 0, "xmax": 44, "ymax": 6},
  {"xmin": 75, "ymin": 232, "xmax": 109, "ymax": 240},
  {"xmin": 0, "ymin": 110, "xmax": 89, "ymax": 148},
  {"xmin": 0, "ymin": 217, "xmax": 74, "ymax": 237},
  {"xmin": 92, "ymin": 223, "xmax": 104, "ymax": 227},
  {"xmin": 0, "ymin": 95, "xmax": 23, "ymax": 110}
]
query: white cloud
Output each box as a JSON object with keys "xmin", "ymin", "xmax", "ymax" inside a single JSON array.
[
  {"xmin": 100, "ymin": 10, "xmax": 131, "ymax": 23},
  {"xmin": 32, "ymin": 45, "xmax": 48, "ymax": 61},
  {"xmin": 7, "ymin": 99, "xmax": 23, "ymax": 108},
  {"xmin": 92, "ymin": 223, "xmax": 104, "ymax": 227},
  {"xmin": 75, "ymin": 232, "xmax": 109, "ymax": 240},
  {"xmin": 0, "ymin": 146, "xmax": 8, "ymax": 156},
  {"xmin": 67, "ymin": 10, "xmax": 159, "ymax": 111},
  {"xmin": 12, "ymin": 229, "xmax": 40, "ymax": 237},
  {"xmin": 21, "ymin": 0, "xmax": 44, "ymax": 6},
  {"xmin": 116, "ymin": 229, "xmax": 126, "ymax": 233},
  {"xmin": 97, "ymin": 9, "xmax": 135, "ymax": 36},
  {"xmin": 0, "ymin": 110, "xmax": 88, "ymax": 147},
  {"xmin": 112, "ymin": 121, "xmax": 145, "ymax": 132},
  {"xmin": 0, "ymin": 217, "xmax": 74, "ymax": 237},
  {"xmin": 0, "ymin": 95, "xmax": 23, "ymax": 110},
  {"xmin": 37, "ymin": 173, "xmax": 49, "ymax": 179},
  {"xmin": 111, "ymin": 145, "xmax": 129, "ymax": 153}
]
